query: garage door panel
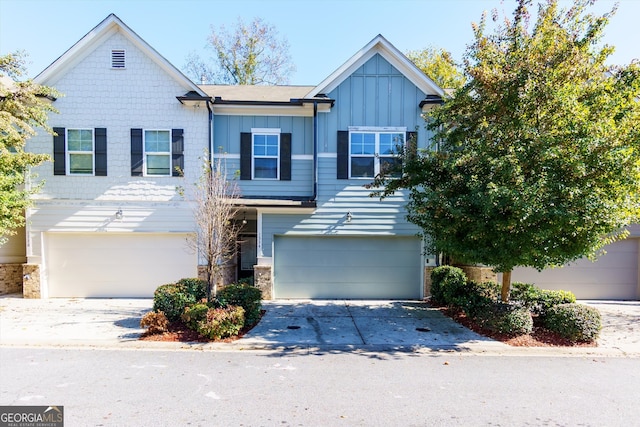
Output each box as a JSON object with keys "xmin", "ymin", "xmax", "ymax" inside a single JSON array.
[
  {"xmin": 274, "ymin": 236, "xmax": 421, "ymax": 299},
  {"xmin": 512, "ymin": 239, "xmax": 639, "ymax": 300},
  {"xmin": 46, "ymin": 233, "xmax": 196, "ymax": 298}
]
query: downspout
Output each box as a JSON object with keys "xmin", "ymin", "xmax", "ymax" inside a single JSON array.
[
  {"xmin": 206, "ymin": 100, "xmax": 213, "ymax": 165},
  {"xmin": 311, "ymin": 101, "xmax": 318, "ymax": 201}
]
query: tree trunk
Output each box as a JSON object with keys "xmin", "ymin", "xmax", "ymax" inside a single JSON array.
[{"xmin": 501, "ymin": 270, "xmax": 512, "ymax": 302}]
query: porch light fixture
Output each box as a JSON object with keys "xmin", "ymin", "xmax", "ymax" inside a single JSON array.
[
  {"xmin": 115, "ymin": 209, "xmax": 123, "ymax": 220},
  {"xmin": 346, "ymin": 211, "xmax": 352, "ymax": 222},
  {"xmin": 242, "ymin": 213, "xmax": 247, "ymax": 225}
]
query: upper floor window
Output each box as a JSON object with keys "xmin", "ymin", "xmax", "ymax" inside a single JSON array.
[
  {"xmin": 252, "ymin": 129, "xmax": 280, "ymax": 179},
  {"xmin": 144, "ymin": 130, "xmax": 171, "ymax": 176},
  {"xmin": 67, "ymin": 129, "xmax": 94, "ymax": 175},
  {"xmin": 53, "ymin": 127, "xmax": 107, "ymax": 176},
  {"xmin": 349, "ymin": 128, "xmax": 405, "ymax": 178}
]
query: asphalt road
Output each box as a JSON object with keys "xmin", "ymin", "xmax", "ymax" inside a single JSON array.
[{"xmin": 1, "ymin": 347, "xmax": 639, "ymax": 426}]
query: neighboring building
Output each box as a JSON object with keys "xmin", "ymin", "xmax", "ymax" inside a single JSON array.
[{"xmin": 3, "ymin": 14, "xmax": 637, "ymax": 300}]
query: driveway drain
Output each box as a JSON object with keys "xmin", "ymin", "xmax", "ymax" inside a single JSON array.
[
  {"xmin": 416, "ymin": 327, "xmax": 431, "ymax": 332},
  {"xmin": 287, "ymin": 325, "xmax": 301, "ymax": 330}
]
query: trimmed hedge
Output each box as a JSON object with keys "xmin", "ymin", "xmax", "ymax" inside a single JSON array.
[
  {"xmin": 177, "ymin": 278, "xmax": 207, "ymax": 302},
  {"xmin": 544, "ymin": 303, "xmax": 602, "ymax": 342},
  {"xmin": 181, "ymin": 303, "xmax": 210, "ymax": 330},
  {"xmin": 153, "ymin": 283, "xmax": 195, "ymax": 322},
  {"xmin": 217, "ymin": 283, "xmax": 263, "ymax": 326},
  {"xmin": 152, "ymin": 278, "xmax": 209, "ymax": 322},
  {"xmin": 475, "ymin": 302, "xmax": 533, "ymax": 336},
  {"xmin": 510, "ymin": 282, "xmax": 576, "ymax": 315},
  {"xmin": 197, "ymin": 306, "xmax": 245, "ymax": 340},
  {"xmin": 430, "ymin": 266, "xmax": 467, "ymax": 305}
]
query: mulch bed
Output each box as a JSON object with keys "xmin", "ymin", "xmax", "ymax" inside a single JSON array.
[
  {"xmin": 139, "ymin": 310, "xmax": 265, "ymax": 343},
  {"xmin": 432, "ymin": 303, "xmax": 597, "ymax": 347}
]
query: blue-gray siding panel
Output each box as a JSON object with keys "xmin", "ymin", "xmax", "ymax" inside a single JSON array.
[
  {"xmin": 213, "ymin": 115, "xmax": 314, "ymax": 155},
  {"xmin": 273, "ymin": 235, "xmax": 422, "ymax": 299},
  {"xmin": 320, "ymin": 53, "xmax": 431, "ymax": 154}
]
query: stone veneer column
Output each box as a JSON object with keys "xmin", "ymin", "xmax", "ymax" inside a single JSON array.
[
  {"xmin": 424, "ymin": 266, "xmax": 435, "ymax": 298},
  {"xmin": 0, "ymin": 264, "xmax": 23, "ymax": 295},
  {"xmin": 458, "ymin": 265, "xmax": 497, "ymax": 284},
  {"xmin": 22, "ymin": 264, "xmax": 41, "ymax": 299},
  {"xmin": 253, "ymin": 265, "xmax": 272, "ymax": 300}
]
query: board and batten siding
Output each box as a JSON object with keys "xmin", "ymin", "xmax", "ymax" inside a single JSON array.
[{"xmin": 317, "ymin": 53, "xmax": 434, "ymax": 154}]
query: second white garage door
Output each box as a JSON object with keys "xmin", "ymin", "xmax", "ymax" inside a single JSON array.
[
  {"xmin": 273, "ymin": 235, "xmax": 422, "ymax": 299},
  {"xmin": 45, "ymin": 233, "xmax": 197, "ymax": 298},
  {"xmin": 511, "ymin": 238, "xmax": 639, "ymax": 300}
]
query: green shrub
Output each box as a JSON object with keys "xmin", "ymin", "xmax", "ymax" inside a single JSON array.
[
  {"xmin": 197, "ymin": 306, "xmax": 245, "ymax": 340},
  {"xmin": 181, "ymin": 303, "xmax": 210, "ymax": 330},
  {"xmin": 544, "ymin": 303, "xmax": 602, "ymax": 342},
  {"xmin": 475, "ymin": 302, "xmax": 533, "ymax": 336},
  {"xmin": 510, "ymin": 283, "xmax": 576, "ymax": 315},
  {"xmin": 217, "ymin": 283, "xmax": 263, "ymax": 326},
  {"xmin": 153, "ymin": 283, "xmax": 195, "ymax": 322},
  {"xmin": 456, "ymin": 280, "xmax": 500, "ymax": 317},
  {"xmin": 140, "ymin": 311, "xmax": 169, "ymax": 334},
  {"xmin": 237, "ymin": 276, "xmax": 254, "ymax": 287},
  {"xmin": 430, "ymin": 266, "xmax": 467, "ymax": 305},
  {"xmin": 177, "ymin": 278, "xmax": 208, "ymax": 302}
]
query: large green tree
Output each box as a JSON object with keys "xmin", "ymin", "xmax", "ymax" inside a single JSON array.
[
  {"xmin": 0, "ymin": 52, "xmax": 59, "ymax": 244},
  {"xmin": 184, "ymin": 17, "xmax": 295, "ymax": 85},
  {"xmin": 405, "ymin": 46, "xmax": 466, "ymax": 90},
  {"xmin": 372, "ymin": 0, "xmax": 640, "ymax": 301}
]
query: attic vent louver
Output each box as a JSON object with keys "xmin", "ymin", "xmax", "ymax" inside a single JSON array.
[{"xmin": 111, "ymin": 49, "xmax": 125, "ymax": 69}]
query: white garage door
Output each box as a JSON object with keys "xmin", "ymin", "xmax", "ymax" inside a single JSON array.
[
  {"xmin": 274, "ymin": 236, "xmax": 422, "ymax": 299},
  {"xmin": 511, "ymin": 239, "xmax": 639, "ymax": 300},
  {"xmin": 46, "ymin": 233, "xmax": 197, "ymax": 298}
]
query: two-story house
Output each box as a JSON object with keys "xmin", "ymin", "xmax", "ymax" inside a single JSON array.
[
  {"xmin": 3, "ymin": 14, "xmax": 637, "ymax": 300},
  {"xmin": 13, "ymin": 14, "xmax": 442, "ymax": 299}
]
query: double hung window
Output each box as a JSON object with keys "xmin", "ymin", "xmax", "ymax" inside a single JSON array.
[
  {"xmin": 252, "ymin": 130, "xmax": 280, "ymax": 179},
  {"xmin": 349, "ymin": 128, "xmax": 405, "ymax": 178},
  {"xmin": 67, "ymin": 129, "xmax": 94, "ymax": 175},
  {"xmin": 144, "ymin": 130, "xmax": 171, "ymax": 176}
]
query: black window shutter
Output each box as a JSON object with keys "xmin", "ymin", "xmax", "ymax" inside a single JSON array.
[
  {"xmin": 337, "ymin": 130, "xmax": 349, "ymax": 179},
  {"xmin": 95, "ymin": 128, "xmax": 107, "ymax": 176},
  {"xmin": 53, "ymin": 127, "xmax": 66, "ymax": 175},
  {"xmin": 240, "ymin": 132, "xmax": 252, "ymax": 180},
  {"xmin": 171, "ymin": 129, "xmax": 184, "ymax": 177},
  {"xmin": 131, "ymin": 128, "xmax": 143, "ymax": 176},
  {"xmin": 280, "ymin": 133, "xmax": 291, "ymax": 181},
  {"xmin": 405, "ymin": 131, "xmax": 417, "ymax": 164}
]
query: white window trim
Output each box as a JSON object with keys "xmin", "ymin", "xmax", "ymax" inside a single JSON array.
[
  {"xmin": 143, "ymin": 129, "xmax": 171, "ymax": 177},
  {"xmin": 66, "ymin": 128, "xmax": 95, "ymax": 176},
  {"xmin": 251, "ymin": 128, "xmax": 281, "ymax": 180},
  {"xmin": 348, "ymin": 127, "xmax": 406, "ymax": 179}
]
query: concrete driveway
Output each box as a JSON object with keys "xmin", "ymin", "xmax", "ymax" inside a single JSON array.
[{"xmin": 239, "ymin": 300, "xmax": 502, "ymax": 352}]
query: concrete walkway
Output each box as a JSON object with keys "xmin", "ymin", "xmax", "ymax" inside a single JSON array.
[{"xmin": 0, "ymin": 295, "xmax": 638, "ymax": 356}]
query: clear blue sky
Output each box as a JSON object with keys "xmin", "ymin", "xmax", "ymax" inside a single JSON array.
[{"xmin": 1, "ymin": 0, "xmax": 637, "ymax": 85}]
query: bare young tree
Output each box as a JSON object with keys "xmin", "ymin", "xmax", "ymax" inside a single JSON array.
[
  {"xmin": 187, "ymin": 151, "xmax": 242, "ymax": 300},
  {"xmin": 183, "ymin": 17, "xmax": 295, "ymax": 85}
]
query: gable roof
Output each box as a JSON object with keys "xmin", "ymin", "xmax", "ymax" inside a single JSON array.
[
  {"xmin": 34, "ymin": 14, "xmax": 206, "ymax": 96},
  {"xmin": 306, "ymin": 34, "xmax": 444, "ymax": 99}
]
